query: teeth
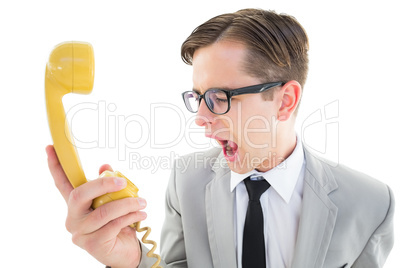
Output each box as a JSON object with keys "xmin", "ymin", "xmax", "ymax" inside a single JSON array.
[
  {"xmin": 228, "ymin": 140, "xmax": 238, "ymax": 150},
  {"xmin": 224, "ymin": 140, "xmax": 237, "ymax": 157},
  {"xmin": 216, "ymin": 139, "xmax": 238, "ymax": 158},
  {"xmin": 226, "ymin": 144, "xmax": 233, "ymax": 156}
]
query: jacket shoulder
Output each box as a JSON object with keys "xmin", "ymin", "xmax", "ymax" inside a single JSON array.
[
  {"xmin": 174, "ymin": 147, "xmax": 222, "ymax": 175},
  {"xmin": 304, "ymin": 147, "xmax": 393, "ymax": 225},
  {"xmin": 328, "ymin": 159, "xmax": 391, "ymax": 207}
]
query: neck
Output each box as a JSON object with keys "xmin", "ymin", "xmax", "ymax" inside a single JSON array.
[{"xmin": 256, "ymin": 130, "xmax": 297, "ymax": 172}]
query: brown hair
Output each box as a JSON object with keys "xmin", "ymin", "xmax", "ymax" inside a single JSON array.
[{"xmin": 181, "ymin": 8, "xmax": 309, "ymax": 103}]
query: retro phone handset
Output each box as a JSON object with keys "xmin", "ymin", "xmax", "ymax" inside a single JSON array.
[{"xmin": 45, "ymin": 41, "xmax": 161, "ymax": 268}]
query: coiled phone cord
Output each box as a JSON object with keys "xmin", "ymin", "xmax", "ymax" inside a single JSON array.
[{"xmin": 135, "ymin": 222, "xmax": 162, "ymax": 268}]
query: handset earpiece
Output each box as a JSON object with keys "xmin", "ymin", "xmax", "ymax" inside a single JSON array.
[
  {"xmin": 45, "ymin": 41, "xmax": 161, "ymax": 267},
  {"xmin": 45, "ymin": 41, "xmax": 94, "ymax": 188}
]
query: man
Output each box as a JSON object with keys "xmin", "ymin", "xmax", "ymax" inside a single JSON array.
[{"xmin": 46, "ymin": 8, "xmax": 394, "ymax": 268}]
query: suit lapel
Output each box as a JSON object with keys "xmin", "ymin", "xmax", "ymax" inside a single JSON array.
[
  {"xmin": 292, "ymin": 147, "xmax": 339, "ymax": 268},
  {"xmin": 203, "ymin": 146, "xmax": 339, "ymax": 267},
  {"xmin": 205, "ymin": 152, "xmax": 237, "ymax": 268}
]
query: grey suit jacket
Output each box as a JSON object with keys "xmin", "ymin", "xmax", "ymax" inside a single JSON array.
[{"xmin": 139, "ymin": 146, "xmax": 394, "ymax": 268}]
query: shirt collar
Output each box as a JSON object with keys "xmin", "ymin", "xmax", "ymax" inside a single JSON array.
[{"xmin": 230, "ymin": 134, "xmax": 305, "ymax": 203}]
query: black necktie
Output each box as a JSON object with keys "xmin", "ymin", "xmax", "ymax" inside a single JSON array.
[{"xmin": 242, "ymin": 176, "xmax": 270, "ymax": 268}]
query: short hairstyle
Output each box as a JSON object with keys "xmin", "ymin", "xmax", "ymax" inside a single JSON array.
[{"xmin": 181, "ymin": 8, "xmax": 309, "ymax": 104}]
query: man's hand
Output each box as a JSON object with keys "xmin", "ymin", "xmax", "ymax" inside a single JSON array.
[{"xmin": 46, "ymin": 145, "xmax": 147, "ymax": 268}]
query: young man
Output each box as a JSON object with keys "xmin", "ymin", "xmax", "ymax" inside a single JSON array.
[{"xmin": 46, "ymin": 8, "xmax": 394, "ymax": 268}]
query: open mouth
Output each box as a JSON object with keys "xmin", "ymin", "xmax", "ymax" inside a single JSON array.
[{"xmin": 217, "ymin": 139, "xmax": 238, "ymax": 161}]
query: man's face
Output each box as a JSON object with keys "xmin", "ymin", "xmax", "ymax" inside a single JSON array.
[{"xmin": 192, "ymin": 41, "xmax": 283, "ymax": 174}]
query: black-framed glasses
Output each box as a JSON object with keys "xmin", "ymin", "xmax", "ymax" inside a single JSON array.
[{"xmin": 181, "ymin": 81, "xmax": 284, "ymax": 115}]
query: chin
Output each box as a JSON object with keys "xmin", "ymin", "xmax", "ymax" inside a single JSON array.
[
  {"xmin": 227, "ymin": 164, "xmax": 253, "ymax": 174},
  {"xmin": 225, "ymin": 152, "xmax": 254, "ymax": 174}
]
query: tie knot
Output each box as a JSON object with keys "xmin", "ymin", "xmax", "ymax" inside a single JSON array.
[{"xmin": 244, "ymin": 176, "xmax": 270, "ymax": 201}]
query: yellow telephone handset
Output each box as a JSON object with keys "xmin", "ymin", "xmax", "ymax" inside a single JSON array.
[{"xmin": 45, "ymin": 41, "xmax": 161, "ymax": 268}]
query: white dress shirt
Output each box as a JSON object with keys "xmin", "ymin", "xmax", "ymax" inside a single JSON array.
[{"xmin": 231, "ymin": 136, "xmax": 305, "ymax": 268}]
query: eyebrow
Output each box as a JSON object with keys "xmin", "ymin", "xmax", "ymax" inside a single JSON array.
[{"xmin": 192, "ymin": 86, "xmax": 235, "ymax": 95}]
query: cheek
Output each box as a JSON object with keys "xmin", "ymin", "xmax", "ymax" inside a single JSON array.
[
  {"xmin": 222, "ymin": 99, "xmax": 277, "ymax": 148},
  {"xmin": 218, "ymin": 110, "xmax": 239, "ymax": 141},
  {"xmin": 240, "ymin": 114, "xmax": 274, "ymax": 150},
  {"xmin": 239, "ymin": 100, "xmax": 278, "ymax": 148}
]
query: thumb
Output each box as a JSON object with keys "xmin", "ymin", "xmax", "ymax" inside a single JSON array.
[
  {"xmin": 46, "ymin": 144, "xmax": 74, "ymax": 203},
  {"xmin": 99, "ymin": 164, "xmax": 113, "ymax": 175}
]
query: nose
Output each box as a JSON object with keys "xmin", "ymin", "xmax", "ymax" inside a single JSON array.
[{"xmin": 195, "ymin": 98, "xmax": 215, "ymax": 127}]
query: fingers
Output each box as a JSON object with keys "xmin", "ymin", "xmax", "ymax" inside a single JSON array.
[
  {"xmin": 46, "ymin": 145, "xmax": 73, "ymax": 202},
  {"xmin": 72, "ymin": 211, "xmax": 144, "ymax": 256},
  {"xmin": 95, "ymin": 210, "xmax": 146, "ymax": 244},
  {"xmin": 67, "ymin": 176, "xmax": 127, "ymax": 217},
  {"xmin": 78, "ymin": 197, "xmax": 147, "ymax": 234},
  {"xmin": 47, "ymin": 144, "xmax": 144, "ymax": 266},
  {"xmin": 69, "ymin": 197, "xmax": 147, "ymax": 255}
]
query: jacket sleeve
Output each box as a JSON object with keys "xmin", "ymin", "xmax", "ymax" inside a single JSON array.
[
  {"xmin": 136, "ymin": 242, "xmax": 167, "ymax": 268},
  {"xmin": 105, "ymin": 243, "xmax": 166, "ymax": 268},
  {"xmin": 352, "ymin": 186, "xmax": 395, "ymax": 267},
  {"xmin": 114, "ymin": 160, "xmax": 185, "ymax": 268},
  {"xmin": 159, "ymin": 159, "xmax": 188, "ymax": 267}
]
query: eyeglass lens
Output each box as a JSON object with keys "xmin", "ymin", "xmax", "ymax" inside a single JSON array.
[
  {"xmin": 184, "ymin": 89, "xmax": 229, "ymax": 114},
  {"xmin": 183, "ymin": 92, "xmax": 200, "ymax": 113}
]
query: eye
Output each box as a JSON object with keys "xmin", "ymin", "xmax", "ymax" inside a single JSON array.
[
  {"xmin": 211, "ymin": 90, "xmax": 228, "ymax": 103},
  {"xmin": 216, "ymin": 97, "xmax": 228, "ymax": 103}
]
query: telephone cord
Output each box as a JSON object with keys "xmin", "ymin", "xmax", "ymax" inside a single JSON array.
[{"xmin": 135, "ymin": 222, "xmax": 162, "ymax": 268}]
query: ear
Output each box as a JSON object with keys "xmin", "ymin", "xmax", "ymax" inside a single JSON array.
[{"xmin": 277, "ymin": 80, "xmax": 302, "ymax": 121}]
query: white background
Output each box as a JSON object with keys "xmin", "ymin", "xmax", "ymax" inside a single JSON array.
[{"xmin": 0, "ymin": 0, "xmax": 401, "ymax": 267}]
